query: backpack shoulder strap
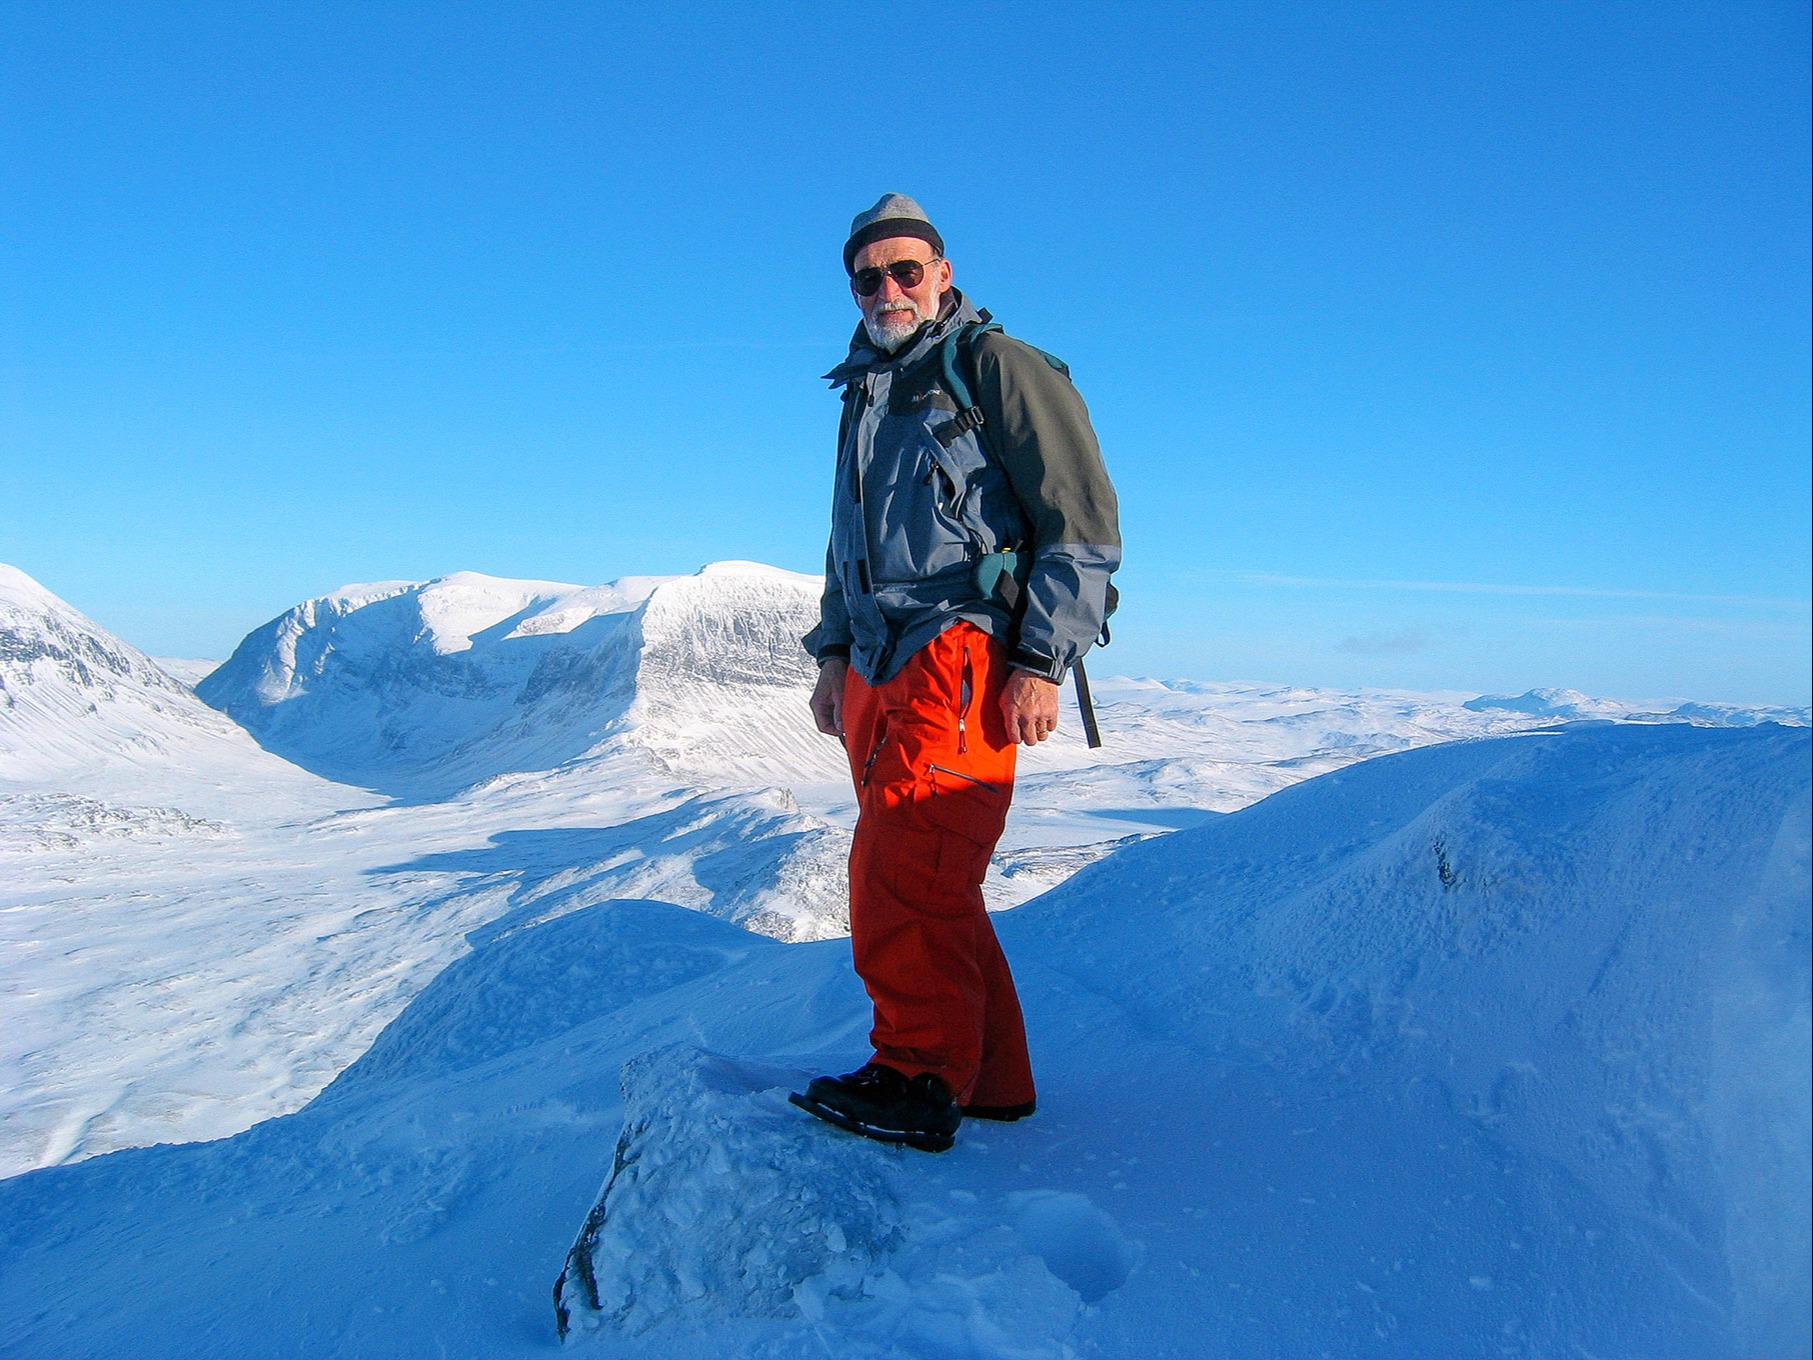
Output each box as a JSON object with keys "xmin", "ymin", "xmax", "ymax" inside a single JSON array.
[{"xmin": 936, "ymin": 320, "xmax": 1003, "ymax": 450}]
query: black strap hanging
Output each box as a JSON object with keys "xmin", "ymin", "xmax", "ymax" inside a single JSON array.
[{"xmin": 1073, "ymin": 661, "xmax": 1102, "ymax": 749}]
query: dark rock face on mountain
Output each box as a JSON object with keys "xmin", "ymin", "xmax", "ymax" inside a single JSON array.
[{"xmin": 1, "ymin": 565, "xmax": 191, "ymax": 703}]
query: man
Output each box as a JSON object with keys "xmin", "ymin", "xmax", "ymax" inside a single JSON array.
[{"xmin": 791, "ymin": 194, "xmax": 1121, "ymax": 1152}]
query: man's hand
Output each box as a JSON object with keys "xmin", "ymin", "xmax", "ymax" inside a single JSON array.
[
  {"xmin": 1001, "ymin": 670, "xmax": 1060, "ymax": 745},
  {"xmin": 810, "ymin": 657, "xmax": 848, "ymax": 737}
]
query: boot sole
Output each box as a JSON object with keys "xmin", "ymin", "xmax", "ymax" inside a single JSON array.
[
  {"xmin": 962, "ymin": 1101, "xmax": 1036, "ymax": 1122},
  {"xmin": 787, "ymin": 1091, "xmax": 955, "ymax": 1153}
]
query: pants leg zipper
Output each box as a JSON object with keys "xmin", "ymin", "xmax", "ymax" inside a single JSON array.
[
  {"xmin": 861, "ymin": 734, "xmax": 888, "ymax": 787},
  {"xmin": 958, "ymin": 644, "xmax": 972, "ymax": 755},
  {"xmin": 928, "ymin": 763, "xmax": 999, "ymax": 793}
]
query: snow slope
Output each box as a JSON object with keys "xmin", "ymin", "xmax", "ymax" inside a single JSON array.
[{"xmin": 0, "ymin": 722, "xmax": 1804, "ymax": 1359}]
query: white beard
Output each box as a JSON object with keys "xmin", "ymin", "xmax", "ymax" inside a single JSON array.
[{"xmin": 863, "ymin": 297, "xmax": 933, "ymax": 351}]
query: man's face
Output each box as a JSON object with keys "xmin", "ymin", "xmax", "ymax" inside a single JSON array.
[{"xmin": 851, "ymin": 237, "xmax": 952, "ymax": 352}]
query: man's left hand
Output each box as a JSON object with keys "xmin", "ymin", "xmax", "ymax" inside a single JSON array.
[{"xmin": 1001, "ymin": 670, "xmax": 1061, "ymax": 745}]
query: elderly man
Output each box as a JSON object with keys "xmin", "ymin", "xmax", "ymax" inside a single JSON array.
[{"xmin": 790, "ymin": 194, "xmax": 1122, "ymax": 1153}]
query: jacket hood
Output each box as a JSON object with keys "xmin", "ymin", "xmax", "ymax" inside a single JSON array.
[{"xmin": 824, "ymin": 287, "xmax": 985, "ymax": 387}]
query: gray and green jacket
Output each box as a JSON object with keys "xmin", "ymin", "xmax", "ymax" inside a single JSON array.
[{"xmin": 803, "ymin": 289, "xmax": 1121, "ymax": 684}]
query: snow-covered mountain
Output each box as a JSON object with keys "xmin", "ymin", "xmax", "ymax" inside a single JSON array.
[
  {"xmin": 1464, "ymin": 684, "xmax": 1808, "ymax": 725},
  {"xmin": 196, "ymin": 563, "xmax": 841, "ymax": 798},
  {"xmin": 0, "ymin": 564, "xmax": 331, "ymax": 810},
  {"xmin": 2, "ymin": 722, "xmax": 1804, "ymax": 1359}
]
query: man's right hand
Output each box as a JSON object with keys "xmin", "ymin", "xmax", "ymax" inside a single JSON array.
[{"xmin": 809, "ymin": 657, "xmax": 848, "ymax": 738}]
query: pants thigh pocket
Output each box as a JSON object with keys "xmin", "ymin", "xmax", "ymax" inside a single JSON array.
[
  {"xmin": 871, "ymin": 815, "xmax": 991, "ymax": 906},
  {"xmin": 919, "ymin": 782, "xmax": 1008, "ymax": 894}
]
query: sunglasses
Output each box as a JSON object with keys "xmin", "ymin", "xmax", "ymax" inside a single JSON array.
[{"xmin": 851, "ymin": 257, "xmax": 942, "ymax": 297}]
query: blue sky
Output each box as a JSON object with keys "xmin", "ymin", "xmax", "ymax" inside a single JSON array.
[{"xmin": 3, "ymin": 2, "xmax": 1808, "ymax": 705}]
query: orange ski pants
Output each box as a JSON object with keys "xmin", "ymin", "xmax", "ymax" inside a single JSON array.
[{"xmin": 841, "ymin": 620, "xmax": 1035, "ymax": 1108}]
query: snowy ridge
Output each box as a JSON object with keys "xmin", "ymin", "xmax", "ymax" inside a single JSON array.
[{"xmin": 1, "ymin": 723, "xmax": 1801, "ymax": 1358}]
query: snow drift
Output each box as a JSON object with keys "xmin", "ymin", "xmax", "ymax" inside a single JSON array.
[{"xmin": 2, "ymin": 721, "xmax": 1803, "ymax": 1359}]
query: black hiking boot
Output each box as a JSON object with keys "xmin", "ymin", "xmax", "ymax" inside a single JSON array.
[
  {"xmin": 789, "ymin": 1063, "xmax": 962, "ymax": 1153},
  {"xmin": 961, "ymin": 1099, "xmax": 1036, "ymax": 1122}
]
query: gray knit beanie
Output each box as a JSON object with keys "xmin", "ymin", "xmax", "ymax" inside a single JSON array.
[{"xmin": 843, "ymin": 193, "xmax": 944, "ymax": 274}]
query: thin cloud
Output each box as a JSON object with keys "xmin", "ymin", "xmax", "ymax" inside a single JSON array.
[
  {"xmin": 1232, "ymin": 573, "xmax": 1807, "ymax": 611},
  {"xmin": 1337, "ymin": 629, "xmax": 1429, "ymax": 657}
]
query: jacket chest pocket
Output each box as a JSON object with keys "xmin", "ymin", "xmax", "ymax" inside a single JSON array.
[
  {"xmin": 864, "ymin": 415, "xmax": 976, "ymax": 582},
  {"xmin": 920, "ymin": 431, "xmax": 967, "ymax": 519}
]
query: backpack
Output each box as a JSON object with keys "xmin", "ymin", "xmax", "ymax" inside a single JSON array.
[{"xmin": 936, "ymin": 318, "xmax": 1117, "ymax": 748}]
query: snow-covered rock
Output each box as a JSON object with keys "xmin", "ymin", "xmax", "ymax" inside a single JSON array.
[{"xmin": 554, "ymin": 1046, "xmax": 1103, "ymax": 1357}]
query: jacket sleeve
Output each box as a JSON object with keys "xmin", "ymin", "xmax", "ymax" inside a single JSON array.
[
  {"xmin": 801, "ymin": 537, "xmax": 853, "ymax": 663},
  {"xmin": 972, "ymin": 331, "xmax": 1122, "ymax": 680}
]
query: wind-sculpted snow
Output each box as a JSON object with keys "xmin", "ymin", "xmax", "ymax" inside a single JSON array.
[
  {"xmin": 328, "ymin": 902, "xmax": 776, "ymax": 1093},
  {"xmin": 372, "ymin": 787, "xmax": 855, "ymax": 944},
  {"xmin": 0, "ymin": 723, "xmax": 1803, "ymax": 1359},
  {"xmin": 0, "ymin": 791, "xmax": 230, "ymax": 850}
]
